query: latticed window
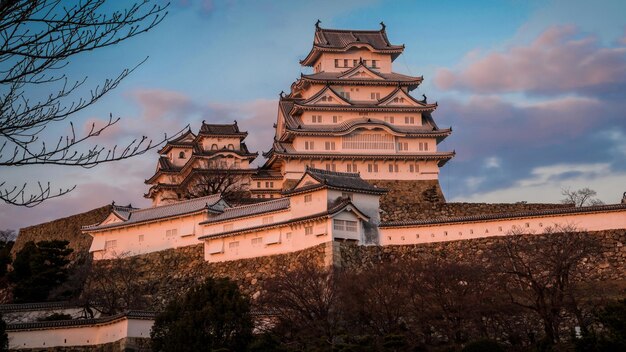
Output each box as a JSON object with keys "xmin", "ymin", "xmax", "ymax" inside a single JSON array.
[
  {"xmin": 333, "ymin": 220, "xmax": 358, "ymax": 232},
  {"xmin": 343, "ymin": 133, "xmax": 394, "ymax": 150},
  {"xmin": 251, "ymin": 237, "xmax": 263, "ymax": 247},
  {"xmin": 104, "ymin": 240, "xmax": 117, "ymax": 250},
  {"xmin": 304, "ymin": 226, "xmax": 313, "ymax": 235},
  {"xmin": 166, "ymin": 229, "xmax": 177, "ymax": 238}
]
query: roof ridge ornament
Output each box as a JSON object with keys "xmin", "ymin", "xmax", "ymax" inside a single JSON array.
[
  {"xmin": 315, "ymin": 19, "xmax": 321, "ymax": 29},
  {"xmin": 280, "ymin": 91, "xmax": 285, "ymax": 98},
  {"xmin": 380, "ymin": 21, "xmax": 386, "ymax": 30},
  {"xmin": 421, "ymin": 94, "xmax": 427, "ymax": 103}
]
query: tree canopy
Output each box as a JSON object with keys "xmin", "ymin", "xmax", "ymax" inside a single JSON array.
[{"xmin": 151, "ymin": 277, "xmax": 253, "ymax": 352}]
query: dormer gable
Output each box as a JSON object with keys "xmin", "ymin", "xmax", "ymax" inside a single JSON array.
[
  {"xmin": 377, "ymin": 87, "xmax": 430, "ymax": 107},
  {"xmin": 339, "ymin": 63, "xmax": 385, "ymax": 80},
  {"xmin": 303, "ymin": 86, "xmax": 351, "ymax": 106}
]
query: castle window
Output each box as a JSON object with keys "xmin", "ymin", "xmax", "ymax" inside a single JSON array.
[
  {"xmin": 104, "ymin": 240, "xmax": 117, "ymax": 250},
  {"xmin": 138, "ymin": 235, "xmax": 144, "ymax": 242},
  {"xmin": 343, "ymin": 59, "xmax": 348, "ymax": 67},
  {"xmin": 419, "ymin": 142, "xmax": 429, "ymax": 151},
  {"xmin": 334, "ymin": 219, "xmax": 357, "ymax": 232},
  {"xmin": 257, "ymin": 181, "xmax": 261, "ymax": 188},
  {"xmin": 409, "ymin": 163, "xmax": 419, "ymax": 173},
  {"xmin": 398, "ymin": 142, "xmax": 408, "ymax": 151},
  {"xmin": 312, "ymin": 115, "xmax": 322, "ymax": 123},
  {"xmin": 367, "ymin": 163, "xmax": 378, "ymax": 173},
  {"xmin": 325, "ymin": 163, "xmax": 336, "ymax": 171},
  {"xmin": 178, "ymin": 151, "xmax": 186, "ymax": 159},
  {"xmin": 339, "ymin": 91, "xmax": 350, "ymax": 99},
  {"xmin": 211, "ymin": 144, "xmax": 218, "ymax": 150},
  {"xmin": 353, "ymin": 59, "xmax": 358, "ymax": 66},
  {"xmin": 335, "ymin": 59, "xmax": 339, "ymax": 67},
  {"xmin": 304, "ymin": 226, "xmax": 313, "ymax": 235},
  {"xmin": 227, "ymin": 144, "xmax": 234, "ymax": 150},
  {"xmin": 371, "ymin": 92, "xmax": 381, "ymax": 100},
  {"xmin": 304, "ymin": 194, "xmax": 312, "ymax": 203},
  {"xmin": 363, "ymin": 60, "xmax": 367, "ymax": 66},
  {"xmin": 332, "ymin": 115, "xmax": 342, "ymax": 123},
  {"xmin": 384, "ymin": 116, "xmax": 394, "ymax": 123},
  {"xmin": 347, "ymin": 163, "xmax": 357, "ymax": 172},
  {"xmin": 388, "ymin": 163, "xmax": 398, "ymax": 172},
  {"xmin": 371, "ymin": 60, "xmax": 378, "ymax": 68},
  {"xmin": 166, "ymin": 229, "xmax": 178, "ymax": 238},
  {"xmin": 251, "ymin": 237, "xmax": 263, "ymax": 247},
  {"xmin": 324, "ymin": 141, "xmax": 336, "ymax": 150},
  {"xmin": 343, "ymin": 133, "xmax": 394, "ymax": 150},
  {"xmin": 228, "ymin": 241, "xmax": 239, "ymax": 254},
  {"xmin": 405, "ymin": 116, "xmax": 415, "ymax": 124},
  {"xmin": 304, "ymin": 141, "xmax": 314, "ymax": 150},
  {"xmin": 285, "ymin": 232, "xmax": 292, "ymax": 240}
]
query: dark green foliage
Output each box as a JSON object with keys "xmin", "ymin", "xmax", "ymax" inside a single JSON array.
[
  {"xmin": 37, "ymin": 313, "xmax": 72, "ymax": 322},
  {"xmin": 150, "ymin": 277, "xmax": 253, "ymax": 352},
  {"xmin": 10, "ymin": 240, "xmax": 73, "ymax": 302},
  {"xmin": 576, "ymin": 299, "xmax": 626, "ymax": 352},
  {"xmin": 461, "ymin": 339, "xmax": 505, "ymax": 352}
]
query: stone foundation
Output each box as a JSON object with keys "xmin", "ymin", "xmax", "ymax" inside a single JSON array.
[
  {"xmin": 90, "ymin": 242, "xmax": 329, "ymax": 311},
  {"xmin": 13, "ymin": 206, "xmax": 111, "ymax": 259}
]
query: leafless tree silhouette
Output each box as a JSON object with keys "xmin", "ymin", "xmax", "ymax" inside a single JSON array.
[{"xmin": 0, "ymin": 0, "xmax": 182, "ymax": 207}]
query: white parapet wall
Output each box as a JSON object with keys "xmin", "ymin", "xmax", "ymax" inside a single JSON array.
[
  {"xmin": 7, "ymin": 311, "xmax": 154, "ymax": 350},
  {"xmin": 379, "ymin": 204, "xmax": 626, "ymax": 245}
]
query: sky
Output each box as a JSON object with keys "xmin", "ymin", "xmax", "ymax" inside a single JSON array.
[{"xmin": 2, "ymin": 0, "xmax": 626, "ymax": 231}]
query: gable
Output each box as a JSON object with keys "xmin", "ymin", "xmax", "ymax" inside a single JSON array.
[
  {"xmin": 341, "ymin": 68, "xmax": 384, "ymax": 80},
  {"xmin": 295, "ymin": 174, "xmax": 322, "ymax": 189},
  {"xmin": 100, "ymin": 213, "xmax": 125, "ymax": 226},
  {"xmin": 378, "ymin": 89, "xmax": 421, "ymax": 107},
  {"xmin": 308, "ymin": 87, "xmax": 350, "ymax": 105}
]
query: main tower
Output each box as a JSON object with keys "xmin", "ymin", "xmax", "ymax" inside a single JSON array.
[{"xmin": 263, "ymin": 22, "xmax": 454, "ymax": 201}]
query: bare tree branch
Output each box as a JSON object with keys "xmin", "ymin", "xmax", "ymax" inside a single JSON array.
[{"xmin": 0, "ymin": 0, "xmax": 179, "ymax": 207}]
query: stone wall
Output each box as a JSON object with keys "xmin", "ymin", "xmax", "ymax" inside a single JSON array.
[
  {"xmin": 13, "ymin": 205, "xmax": 111, "ymax": 259},
  {"xmin": 339, "ymin": 229, "xmax": 626, "ymax": 289},
  {"xmin": 91, "ymin": 243, "xmax": 329, "ymax": 311}
]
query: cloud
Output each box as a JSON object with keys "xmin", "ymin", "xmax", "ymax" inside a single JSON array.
[
  {"xmin": 484, "ymin": 157, "xmax": 501, "ymax": 169},
  {"xmin": 453, "ymin": 164, "xmax": 626, "ymax": 205},
  {"xmin": 434, "ymin": 25, "xmax": 626, "ymax": 96}
]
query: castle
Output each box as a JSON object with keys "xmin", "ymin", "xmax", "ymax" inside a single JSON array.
[{"xmin": 83, "ymin": 23, "xmax": 626, "ymax": 263}]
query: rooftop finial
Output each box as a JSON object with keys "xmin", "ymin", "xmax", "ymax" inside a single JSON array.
[
  {"xmin": 111, "ymin": 200, "xmax": 115, "ymax": 206},
  {"xmin": 280, "ymin": 90, "xmax": 285, "ymax": 98},
  {"xmin": 202, "ymin": 120, "xmax": 206, "ymax": 124},
  {"xmin": 315, "ymin": 19, "xmax": 321, "ymax": 29},
  {"xmin": 234, "ymin": 120, "xmax": 238, "ymax": 126},
  {"xmin": 359, "ymin": 57, "xmax": 364, "ymax": 64},
  {"xmin": 380, "ymin": 21, "xmax": 386, "ymax": 30},
  {"xmin": 421, "ymin": 94, "xmax": 427, "ymax": 103}
]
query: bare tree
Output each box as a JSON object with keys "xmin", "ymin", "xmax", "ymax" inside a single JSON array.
[
  {"xmin": 260, "ymin": 257, "xmax": 340, "ymax": 349},
  {"xmin": 180, "ymin": 160, "xmax": 250, "ymax": 202},
  {"xmin": 491, "ymin": 224, "xmax": 600, "ymax": 346},
  {"xmin": 0, "ymin": 0, "xmax": 182, "ymax": 207},
  {"xmin": 561, "ymin": 187, "xmax": 604, "ymax": 207},
  {"xmin": 80, "ymin": 251, "xmax": 148, "ymax": 315}
]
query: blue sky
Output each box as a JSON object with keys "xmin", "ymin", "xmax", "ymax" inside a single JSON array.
[{"xmin": 2, "ymin": 0, "xmax": 626, "ymax": 231}]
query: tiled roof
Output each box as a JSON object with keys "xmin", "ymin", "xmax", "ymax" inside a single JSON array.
[
  {"xmin": 284, "ymin": 167, "xmax": 387, "ymax": 195},
  {"xmin": 6, "ymin": 311, "xmax": 156, "ymax": 331},
  {"xmin": 283, "ymin": 117, "xmax": 451, "ymax": 139},
  {"xmin": 83, "ymin": 194, "xmax": 223, "ymax": 231},
  {"xmin": 252, "ymin": 169, "xmax": 283, "ymax": 180},
  {"xmin": 199, "ymin": 198, "xmax": 290, "ymax": 225},
  {"xmin": 301, "ymin": 24, "xmax": 404, "ymax": 66},
  {"xmin": 302, "ymin": 71, "xmax": 422, "ymax": 84},
  {"xmin": 0, "ymin": 301, "xmax": 75, "ymax": 313},
  {"xmin": 198, "ymin": 198, "xmax": 365, "ymax": 240},
  {"xmin": 380, "ymin": 203, "xmax": 626, "ymax": 228},
  {"xmin": 199, "ymin": 121, "xmax": 247, "ymax": 136}
]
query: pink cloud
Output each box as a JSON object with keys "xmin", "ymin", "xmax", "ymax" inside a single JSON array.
[
  {"xmin": 439, "ymin": 95, "xmax": 606, "ymax": 161},
  {"xmin": 434, "ymin": 25, "xmax": 626, "ymax": 96}
]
